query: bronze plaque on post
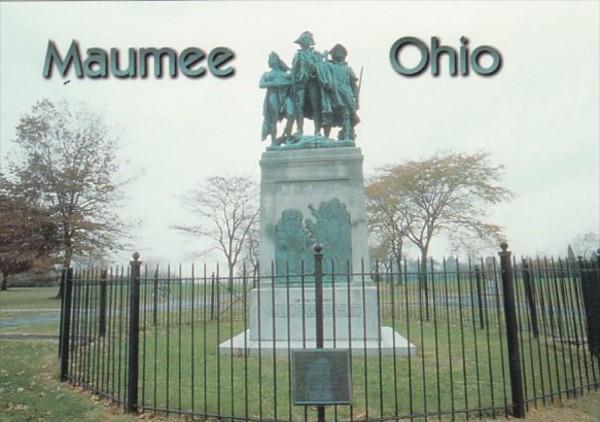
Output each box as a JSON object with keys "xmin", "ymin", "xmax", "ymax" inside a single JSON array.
[{"xmin": 292, "ymin": 349, "xmax": 352, "ymax": 406}]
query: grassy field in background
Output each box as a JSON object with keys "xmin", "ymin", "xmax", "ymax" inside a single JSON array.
[
  {"xmin": 0, "ymin": 287, "xmax": 62, "ymax": 334},
  {"xmin": 0, "ymin": 287, "xmax": 61, "ymax": 310}
]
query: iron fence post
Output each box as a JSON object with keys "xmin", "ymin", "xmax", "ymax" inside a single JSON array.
[
  {"xmin": 60, "ymin": 268, "xmax": 73, "ymax": 382},
  {"xmin": 498, "ymin": 243, "xmax": 526, "ymax": 418},
  {"xmin": 315, "ymin": 245, "xmax": 324, "ymax": 349},
  {"xmin": 127, "ymin": 252, "xmax": 141, "ymax": 413},
  {"xmin": 314, "ymin": 244, "xmax": 325, "ymax": 422},
  {"xmin": 99, "ymin": 268, "xmax": 108, "ymax": 337},
  {"xmin": 475, "ymin": 265, "xmax": 485, "ymax": 329},
  {"xmin": 210, "ymin": 272, "xmax": 216, "ymax": 321},
  {"xmin": 522, "ymin": 260, "xmax": 539, "ymax": 338},
  {"xmin": 153, "ymin": 267, "xmax": 158, "ymax": 326},
  {"xmin": 58, "ymin": 268, "xmax": 66, "ymax": 357}
]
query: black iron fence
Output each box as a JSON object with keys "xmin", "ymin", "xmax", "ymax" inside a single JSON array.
[{"xmin": 58, "ymin": 245, "xmax": 600, "ymax": 421}]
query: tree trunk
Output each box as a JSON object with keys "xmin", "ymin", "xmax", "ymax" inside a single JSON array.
[
  {"xmin": 252, "ymin": 265, "xmax": 258, "ymax": 289},
  {"xmin": 63, "ymin": 248, "xmax": 73, "ymax": 269},
  {"xmin": 0, "ymin": 272, "xmax": 7, "ymax": 291},
  {"xmin": 56, "ymin": 245, "xmax": 72, "ymax": 298},
  {"xmin": 419, "ymin": 249, "xmax": 428, "ymax": 290},
  {"xmin": 419, "ymin": 248, "xmax": 431, "ymax": 321},
  {"xmin": 392, "ymin": 246, "xmax": 403, "ymax": 284},
  {"xmin": 228, "ymin": 263, "xmax": 235, "ymax": 293},
  {"xmin": 56, "ymin": 275, "xmax": 64, "ymax": 299}
]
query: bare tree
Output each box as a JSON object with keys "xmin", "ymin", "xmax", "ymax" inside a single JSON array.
[
  {"xmin": 5, "ymin": 99, "xmax": 127, "ymax": 293},
  {"xmin": 173, "ymin": 176, "xmax": 259, "ymax": 286},
  {"xmin": 238, "ymin": 223, "xmax": 259, "ymax": 283},
  {"xmin": 367, "ymin": 152, "xmax": 513, "ymax": 286},
  {"xmin": 368, "ymin": 241, "xmax": 397, "ymax": 278}
]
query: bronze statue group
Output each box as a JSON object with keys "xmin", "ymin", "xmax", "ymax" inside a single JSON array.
[{"xmin": 260, "ymin": 31, "xmax": 361, "ymax": 146}]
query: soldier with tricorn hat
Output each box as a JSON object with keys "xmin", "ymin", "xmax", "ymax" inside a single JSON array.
[
  {"xmin": 323, "ymin": 43, "xmax": 360, "ymax": 141},
  {"xmin": 291, "ymin": 31, "xmax": 333, "ymax": 136}
]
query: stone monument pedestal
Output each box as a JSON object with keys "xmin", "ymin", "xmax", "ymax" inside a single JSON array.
[
  {"xmin": 219, "ymin": 145, "xmax": 415, "ymax": 357},
  {"xmin": 258, "ymin": 146, "xmax": 369, "ymax": 276},
  {"xmin": 219, "ymin": 285, "xmax": 416, "ymax": 356},
  {"xmin": 249, "ymin": 286, "xmax": 379, "ymax": 342}
]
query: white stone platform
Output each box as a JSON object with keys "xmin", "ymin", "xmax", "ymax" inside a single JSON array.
[{"xmin": 218, "ymin": 326, "xmax": 416, "ymax": 357}]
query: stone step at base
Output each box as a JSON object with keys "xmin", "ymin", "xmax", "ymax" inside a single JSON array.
[{"xmin": 218, "ymin": 326, "xmax": 416, "ymax": 357}]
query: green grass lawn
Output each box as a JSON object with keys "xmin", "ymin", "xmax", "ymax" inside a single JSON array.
[
  {"xmin": 67, "ymin": 305, "xmax": 599, "ymax": 422},
  {"xmin": 3, "ymin": 285, "xmax": 599, "ymax": 422},
  {"xmin": 1, "ymin": 333, "xmax": 597, "ymax": 422},
  {"xmin": 494, "ymin": 390, "xmax": 600, "ymax": 422},
  {"xmin": 0, "ymin": 340, "xmax": 139, "ymax": 422},
  {"xmin": 0, "ymin": 287, "xmax": 61, "ymax": 310},
  {"xmin": 0, "ymin": 288, "xmax": 139, "ymax": 421}
]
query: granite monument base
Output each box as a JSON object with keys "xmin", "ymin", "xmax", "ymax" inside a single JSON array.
[
  {"xmin": 218, "ymin": 286, "xmax": 417, "ymax": 357},
  {"xmin": 219, "ymin": 326, "xmax": 416, "ymax": 357},
  {"xmin": 259, "ymin": 146, "xmax": 370, "ymax": 278}
]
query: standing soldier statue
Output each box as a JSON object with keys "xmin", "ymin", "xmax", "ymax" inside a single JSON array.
[
  {"xmin": 260, "ymin": 32, "xmax": 361, "ymax": 146},
  {"xmin": 323, "ymin": 44, "xmax": 360, "ymax": 141},
  {"xmin": 260, "ymin": 52, "xmax": 295, "ymax": 145},
  {"xmin": 291, "ymin": 31, "xmax": 332, "ymax": 136}
]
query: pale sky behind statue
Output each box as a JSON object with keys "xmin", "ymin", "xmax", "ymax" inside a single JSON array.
[{"xmin": 1, "ymin": 1, "xmax": 598, "ymax": 266}]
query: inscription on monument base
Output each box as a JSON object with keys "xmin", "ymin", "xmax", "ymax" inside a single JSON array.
[
  {"xmin": 249, "ymin": 285, "xmax": 379, "ymax": 342},
  {"xmin": 274, "ymin": 297, "xmax": 363, "ymax": 319}
]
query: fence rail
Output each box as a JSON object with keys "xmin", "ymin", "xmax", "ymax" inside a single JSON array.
[{"xmin": 58, "ymin": 246, "xmax": 600, "ymax": 421}]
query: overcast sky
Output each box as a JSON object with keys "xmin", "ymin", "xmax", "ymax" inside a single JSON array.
[{"xmin": 1, "ymin": 1, "xmax": 598, "ymax": 265}]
